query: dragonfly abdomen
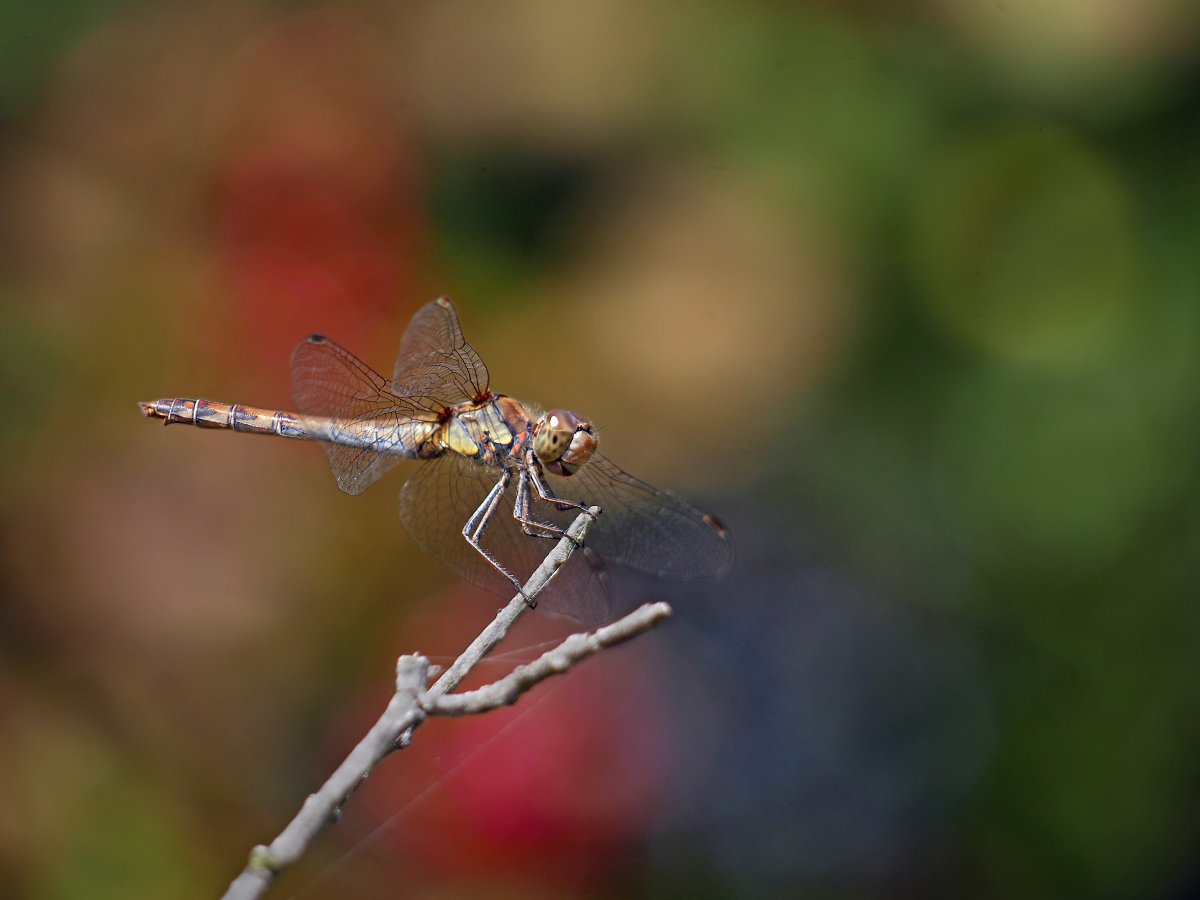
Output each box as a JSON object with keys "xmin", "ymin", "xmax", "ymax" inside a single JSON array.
[
  {"xmin": 139, "ymin": 398, "xmax": 311, "ymax": 439},
  {"xmin": 139, "ymin": 398, "xmax": 439, "ymax": 458}
]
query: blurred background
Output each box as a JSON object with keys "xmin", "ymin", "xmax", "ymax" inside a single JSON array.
[{"xmin": 2, "ymin": 2, "xmax": 1199, "ymax": 898}]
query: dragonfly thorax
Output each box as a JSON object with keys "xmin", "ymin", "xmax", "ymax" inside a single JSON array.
[{"xmin": 533, "ymin": 408, "xmax": 597, "ymax": 476}]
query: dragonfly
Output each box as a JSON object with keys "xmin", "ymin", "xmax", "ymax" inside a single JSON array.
[{"xmin": 140, "ymin": 297, "xmax": 732, "ymax": 624}]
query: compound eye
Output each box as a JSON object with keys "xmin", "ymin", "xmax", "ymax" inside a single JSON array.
[
  {"xmin": 534, "ymin": 409, "xmax": 597, "ymax": 476},
  {"xmin": 534, "ymin": 409, "xmax": 578, "ymax": 463}
]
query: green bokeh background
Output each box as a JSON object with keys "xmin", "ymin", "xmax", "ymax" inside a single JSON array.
[{"xmin": 1, "ymin": 2, "xmax": 1198, "ymax": 898}]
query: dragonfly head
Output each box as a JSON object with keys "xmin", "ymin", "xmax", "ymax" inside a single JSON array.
[{"xmin": 533, "ymin": 408, "xmax": 597, "ymax": 476}]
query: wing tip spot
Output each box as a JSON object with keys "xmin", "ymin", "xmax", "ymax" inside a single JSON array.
[{"xmin": 306, "ymin": 334, "xmax": 327, "ymax": 344}]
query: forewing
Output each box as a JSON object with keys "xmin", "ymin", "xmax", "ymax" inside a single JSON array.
[
  {"xmin": 398, "ymin": 455, "xmax": 613, "ymax": 625},
  {"xmin": 291, "ymin": 335, "xmax": 430, "ymax": 495},
  {"xmin": 391, "ymin": 297, "xmax": 490, "ymax": 412},
  {"xmin": 550, "ymin": 452, "xmax": 734, "ymax": 578}
]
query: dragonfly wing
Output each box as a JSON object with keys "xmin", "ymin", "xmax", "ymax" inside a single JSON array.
[
  {"xmin": 398, "ymin": 455, "xmax": 613, "ymax": 625},
  {"xmin": 548, "ymin": 452, "xmax": 734, "ymax": 579},
  {"xmin": 391, "ymin": 297, "xmax": 491, "ymax": 411},
  {"xmin": 291, "ymin": 335, "xmax": 430, "ymax": 496}
]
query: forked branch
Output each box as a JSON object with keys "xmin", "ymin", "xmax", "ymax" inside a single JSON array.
[{"xmin": 221, "ymin": 507, "xmax": 672, "ymax": 900}]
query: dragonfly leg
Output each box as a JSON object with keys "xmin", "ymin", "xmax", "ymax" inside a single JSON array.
[
  {"xmin": 528, "ymin": 455, "xmax": 592, "ymax": 514},
  {"xmin": 462, "ymin": 468, "xmax": 531, "ymax": 603},
  {"xmin": 513, "ymin": 467, "xmax": 572, "ymax": 543}
]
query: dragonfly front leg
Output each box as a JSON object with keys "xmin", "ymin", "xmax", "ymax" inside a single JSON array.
[
  {"xmin": 527, "ymin": 453, "xmax": 592, "ymax": 514},
  {"xmin": 513, "ymin": 467, "xmax": 571, "ymax": 542},
  {"xmin": 462, "ymin": 468, "xmax": 529, "ymax": 601}
]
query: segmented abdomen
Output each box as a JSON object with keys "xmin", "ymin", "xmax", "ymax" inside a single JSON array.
[{"xmin": 139, "ymin": 398, "xmax": 310, "ymax": 438}]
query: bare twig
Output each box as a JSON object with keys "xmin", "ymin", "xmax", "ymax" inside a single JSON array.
[
  {"xmin": 425, "ymin": 601, "xmax": 671, "ymax": 716},
  {"xmin": 221, "ymin": 506, "xmax": 671, "ymax": 900},
  {"xmin": 221, "ymin": 658, "xmax": 429, "ymax": 900}
]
